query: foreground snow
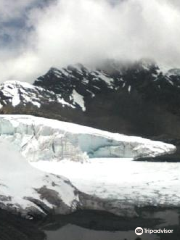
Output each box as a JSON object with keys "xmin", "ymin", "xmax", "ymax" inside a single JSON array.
[
  {"xmin": 0, "ymin": 141, "xmax": 79, "ymax": 217},
  {"xmin": 0, "ymin": 115, "xmax": 177, "ymax": 216},
  {"xmin": 0, "ymin": 115, "xmax": 176, "ymax": 162},
  {"xmin": 32, "ymin": 158, "xmax": 180, "ymax": 207},
  {"xmin": 0, "ymin": 141, "xmax": 138, "ymax": 217}
]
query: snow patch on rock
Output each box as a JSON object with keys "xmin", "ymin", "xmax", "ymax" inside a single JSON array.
[{"xmin": 72, "ymin": 90, "xmax": 86, "ymax": 111}]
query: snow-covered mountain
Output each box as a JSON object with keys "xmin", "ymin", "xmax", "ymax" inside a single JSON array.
[
  {"xmin": 1, "ymin": 60, "xmax": 180, "ymax": 143},
  {"xmin": 1, "ymin": 60, "xmax": 180, "ymax": 158},
  {"xmin": 0, "ymin": 115, "xmax": 176, "ymax": 218}
]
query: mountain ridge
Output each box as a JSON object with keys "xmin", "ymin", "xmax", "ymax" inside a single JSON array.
[{"xmin": 1, "ymin": 60, "xmax": 180, "ymax": 143}]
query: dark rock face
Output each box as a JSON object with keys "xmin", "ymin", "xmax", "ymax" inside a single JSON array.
[
  {"xmin": 1, "ymin": 60, "xmax": 180, "ymax": 143},
  {"xmin": 0, "ymin": 209, "xmax": 46, "ymax": 240},
  {"xmin": 33, "ymin": 61, "xmax": 180, "ymax": 139}
]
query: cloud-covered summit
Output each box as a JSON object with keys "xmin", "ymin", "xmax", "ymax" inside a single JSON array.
[{"xmin": 0, "ymin": 0, "xmax": 180, "ymax": 83}]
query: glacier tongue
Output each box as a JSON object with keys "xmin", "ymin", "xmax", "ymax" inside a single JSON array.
[
  {"xmin": 0, "ymin": 115, "xmax": 176, "ymax": 162},
  {"xmin": 0, "ymin": 115, "xmax": 177, "ymax": 218}
]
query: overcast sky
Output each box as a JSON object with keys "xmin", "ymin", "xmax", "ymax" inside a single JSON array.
[{"xmin": 0, "ymin": 0, "xmax": 180, "ymax": 83}]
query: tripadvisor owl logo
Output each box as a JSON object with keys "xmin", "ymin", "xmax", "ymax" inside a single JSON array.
[{"xmin": 135, "ymin": 227, "xmax": 143, "ymax": 235}]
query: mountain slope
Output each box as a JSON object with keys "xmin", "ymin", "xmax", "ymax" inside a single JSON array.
[
  {"xmin": 1, "ymin": 60, "xmax": 180, "ymax": 142},
  {"xmin": 33, "ymin": 158, "xmax": 180, "ymax": 208}
]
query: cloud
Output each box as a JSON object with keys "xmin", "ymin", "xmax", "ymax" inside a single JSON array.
[{"xmin": 0, "ymin": 0, "xmax": 180, "ymax": 83}]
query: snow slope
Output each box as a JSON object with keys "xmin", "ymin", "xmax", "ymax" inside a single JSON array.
[
  {"xmin": 0, "ymin": 115, "xmax": 177, "ymax": 217},
  {"xmin": 33, "ymin": 158, "xmax": 180, "ymax": 207},
  {"xmin": 0, "ymin": 80, "xmax": 74, "ymax": 110},
  {"xmin": 0, "ymin": 115, "xmax": 176, "ymax": 163},
  {"xmin": 0, "ymin": 140, "xmax": 138, "ymax": 218},
  {"xmin": 0, "ymin": 140, "xmax": 80, "ymax": 217}
]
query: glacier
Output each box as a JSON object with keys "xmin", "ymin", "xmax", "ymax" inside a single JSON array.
[
  {"xmin": 34, "ymin": 158, "xmax": 180, "ymax": 208},
  {"xmin": 0, "ymin": 115, "xmax": 177, "ymax": 218},
  {"xmin": 0, "ymin": 115, "xmax": 176, "ymax": 162},
  {"xmin": 0, "ymin": 140, "xmax": 138, "ymax": 218}
]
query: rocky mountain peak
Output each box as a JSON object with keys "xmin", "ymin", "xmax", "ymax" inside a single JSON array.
[{"xmin": 1, "ymin": 60, "xmax": 180, "ymax": 140}]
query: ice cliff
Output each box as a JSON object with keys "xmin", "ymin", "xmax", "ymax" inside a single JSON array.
[{"xmin": 0, "ymin": 115, "xmax": 176, "ymax": 162}]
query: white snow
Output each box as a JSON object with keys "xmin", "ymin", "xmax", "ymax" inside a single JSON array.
[
  {"xmin": 61, "ymin": 68, "xmax": 69, "ymax": 76},
  {"xmin": 53, "ymin": 69, "xmax": 63, "ymax": 78},
  {"xmin": 57, "ymin": 96, "xmax": 75, "ymax": 108},
  {"xmin": 32, "ymin": 101, "xmax": 41, "ymax": 108},
  {"xmin": 12, "ymin": 90, "xmax": 21, "ymax": 106},
  {"xmin": 72, "ymin": 90, "xmax": 86, "ymax": 111},
  {"xmin": 166, "ymin": 79, "xmax": 174, "ymax": 86},
  {"xmin": 32, "ymin": 158, "xmax": 180, "ymax": 207},
  {"xmin": 3, "ymin": 80, "xmax": 35, "ymax": 89},
  {"xmin": 0, "ymin": 115, "xmax": 177, "ymax": 212},
  {"xmin": 0, "ymin": 115, "xmax": 175, "ymax": 162},
  {"xmin": 0, "ymin": 82, "xmax": 21, "ymax": 107},
  {"xmin": 128, "ymin": 85, "xmax": 131, "ymax": 93},
  {"xmin": 122, "ymin": 82, "xmax": 126, "ymax": 88},
  {"xmin": 0, "ymin": 81, "xmax": 41, "ymax": 108},
  {"xmin": 0, "ymin": 140, "xmax": 79, "ymax": 213},
  {"xmin": 0, "ymin": 80, "xmax": 76, "ymax": 110},
  {"xmin": 96, "ymin": 72, "xmax": 114, "ymax": 87}
]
